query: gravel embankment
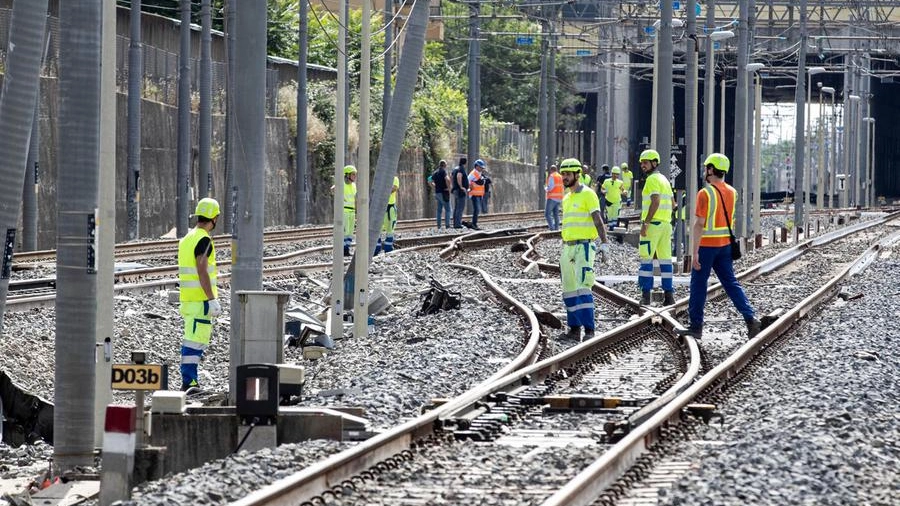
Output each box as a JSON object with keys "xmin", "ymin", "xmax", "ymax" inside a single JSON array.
[{"xmin": 620, "ymin": 247, "xmax": 900, "ymax": 505}]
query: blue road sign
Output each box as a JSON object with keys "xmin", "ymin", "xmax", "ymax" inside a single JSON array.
[
  {"xmin": 713, "ymin": 41, "xmax": 721, "ymax": 50},
  {"xmin": 645, "ymin": 26, "xmax": 656, "ymax": 35},
  {"xmin": 516, "ymin": 36, "xmax": 534, "ymax": 46},
  {"xmin": 576, "ymin": 49, "xmax": 592, "ymax": 56},
  {"xmin": 673, "ymin": 1, "xmax": 680, "ymax": 9}
]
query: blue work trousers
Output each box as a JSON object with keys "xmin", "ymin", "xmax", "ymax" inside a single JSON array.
[
  {"xmin": 452, "ymin": 191, "xmax": 466, "ymax": 228},
  {"xmin": 545, "ymin": 199, "xmax": 561, "ymax": 230},
  {"xmin": 687, "ymin": 244, "xmax": 755, "ymax": 330},
  {"xmin": 470, "ymin": 196, "xmax": 483, "ymax": 227},
  {"xmin": 435, "ymin": 193, "xmax": 451, "ymax": 228}
]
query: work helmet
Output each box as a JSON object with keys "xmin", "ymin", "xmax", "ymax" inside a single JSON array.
[
  {"xmin": 474, "ymin": 159, "xmax": 486, "ymax": 168},
  {"xmin": 559, "ymin": 158, "xmax": 582, "ymax": 173},
  {"xmin": 620, "ymin": 162, "xmax": 629, "ymax": 170},
  {"xmin": 703, "ymin": 153, "xmax": 730, "ymax": 173},
  {"xmin": 639, "ymin": 149, "xmax": 660, "ymax": 163},
  {"xmin": 611, "ymin": 166, "xmax": 621, "ymax": 175},
  {"xmin": 343, "ymin": 165, "xmax": 358, "ymax": 175},
  {"xmin": 194, "ymin": 198, "xmax": 220, "ymax": 220},
  {"xmin": 601, "ymin": 164, "xmax": 610, "ymax": 171}
]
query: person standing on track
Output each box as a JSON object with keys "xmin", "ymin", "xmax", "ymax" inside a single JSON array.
[
  {"xmin": 451, "ymin": 157, "xmax": 469, "ymax": 229},
  {"xmin": 637, "ymin": 149, "xmax": 676, "ymax": 306},
  {"xmin": 178, "ymin": 198, "xmax": 222, "ymax": 391},
  {"xmin": 431, "ymin": 159, "xmax": 452, "ymax": 229},
  {"xmin": 338, "ymin": 165, "xmax": 358, "ymax": 256},
  {"xmin": 544, "ymin": 164, "xmax": 563, "ymax": 230},
  {"xmin": 675, "ymin": 153, "xmax": 762, "ymax": 339},
  {"xmin": 375, "ymin": 176, "xmax": 400, "ymax": 254},
  {"xmin": 600, "ymin": 166, "xmax": 627, "ymax": 230},
  {"xmin": 620, "ymin": 162, "xmax": 634, "ymax": 206},
  {"xmin": 558, "ymin": 158, "xmax": 611, "ymax": 341},
  {"xmin": 467, "ymin": 159, "xmax": 487, "ymax": 229}
]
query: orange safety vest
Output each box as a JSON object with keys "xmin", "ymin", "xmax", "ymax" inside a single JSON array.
[
  {"xmin": 546, "ymin": 172, "xmax": 564, "ymax": 200},
  {"xmin": 697, "ymin": 181, "xmax": 736, "ymax": 248},
  {"xmin": 468, "ymin": 168, "xmax": 485, "ymax": 197}
]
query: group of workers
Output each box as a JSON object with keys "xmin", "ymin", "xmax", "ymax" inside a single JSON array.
[
  {"xmin": 175, "ymin": 150, "xmax": 761, "ymax": 391},
  {"xmin": 552, "ymin": 150, "xmax": 762, "ymax": 343},
  {"xmin": 546, "ymin": 162, "xmax": 634, "ymax": 233},
  {"xmin": 429, "ymin": 157, "xmax": 491, "ymax": 230}
]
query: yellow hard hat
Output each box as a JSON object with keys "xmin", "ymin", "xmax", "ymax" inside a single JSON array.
[
  {"xmin": 639, "ymin": 149, "xmax": 660, "ymax": 163},
  {"xmin": 194, "ymin": 198, "xmax": 220, "ymax": 219},
  {"xmin": 343, "ymin": 165, "xmax": 358, "ymax": 175},
  {"xmin": 703, "ymin": 153, "xmax": 730, "ymax": 173},
  {"xmin": 620, "ymin": 162, "xmax": 628, "ymax": 170},
  {"xmin": 611, "ymin": 166, "xmax": 621, "ymax": 175},
  {"xmin": 559, "ymin": 158, "xmax": 582, "ymax": 173}
]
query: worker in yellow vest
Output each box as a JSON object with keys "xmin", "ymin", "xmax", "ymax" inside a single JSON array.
[
  {"xmin": 559, "ymin": 158, "xmax": 610, "ymax": 341},
  {"xmin": 600, "ymin": 166, "xmax": 627, "ymax": 230},
  {"xmin": 637, "ymin": 149, "xmax": 676, "ymax": 306},
  {"xmin": 376, "ymin": 176, "xmax": 401, "ymax": 254},
  {"xmin": 620, "ymin": 162, "xmax": 634, "ymax": 206},
  {"xmin": 341, "ymin": 165, "xmax": 358, "ymax": 256},
  {"xmin": 178, "ymin": 198, "xmax": 221, "ymax": 391}
]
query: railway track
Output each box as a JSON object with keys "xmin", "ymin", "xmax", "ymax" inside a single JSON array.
[{"xmin": 226, "ymin": 211, "xmax": 899, "ymax": 505}]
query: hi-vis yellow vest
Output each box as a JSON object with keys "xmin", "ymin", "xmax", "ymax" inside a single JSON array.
[{"xmin": 178, "ymin": 227, "xmax": 217, "ymax": 302}]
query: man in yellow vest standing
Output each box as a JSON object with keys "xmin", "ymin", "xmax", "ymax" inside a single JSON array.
[
  {"xmin": 178, "ymin": 198, "xmax": 222, "ymax": 391},
  {"xmin": 675, "ymin": 154, "xmax": 762, "ymax": 339},
  {"xmin": 620, "ymin": 162, "xmax": 634, "ymax": 206},
  {"xmin": 559, "ymin": 158, "xmax": 610, "ymax": 341},
  {"xmin": 637, "ymin": 149, "xmax": 676, "ymax": 306},
  {"xmin": 600, "ymin": 166, "xmax": 627, "ymax": 230},
  {"xmin": 341, "ymin": 165, "xmax": 358, "ymax": 256},
  {"xmin": 375, "ymin": 176, "xmax": 400, "ymax": 254}
]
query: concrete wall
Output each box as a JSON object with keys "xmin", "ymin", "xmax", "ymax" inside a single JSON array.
[{"xmin": 22, "ymin": 77, "xmax": 541, "ymax": 250}]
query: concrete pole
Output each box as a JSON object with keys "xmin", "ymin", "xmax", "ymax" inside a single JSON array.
[
  {"xmin": 94, "ymin": 0, "xmax": 117, "ymax": 449},
  {"xmin": 223, "ymin": 0, "xmax": 235, "ymax": 233},
  {"xmin": 229, "ymin": 0, "xmax": 267, "ymax": 403},
  {"xmin": 331, "ymin": 0, "xmax": 348, "ymax": 342},
  {"xmin": 704, "ymin": 0, "xmax": 716, "ymax": 157},
  {"xmin": 733, "ymin": 0, "xmax": 749, "ymax": 237},
  {"xmin": 296, "ymin": 0, "xmax": 309, "ymax": 224},
  {"xmin": 793, "ymin": 0, "xmax": 808, "ymax": 227},
  {"xmin": 752, "ymin": 73, "xmax": 762, "ymax": 234},
  {"xmin": 656, "ymin": 0, "xmax": 674, "ymax": 178},
  {"xmin": 829, "ymin": 92, "xmax": 837, "ymax": 207},
  {"xmin": 685, "ymin": 0, "xmax": 699, "ymax": 242},
  {"xmin": 176, "ymin": 0, "xmax": 192, "ymax": 236},
  {"xmin": 382, "ymin": 0, "xmax": 393, "ymax": 131},
  {"xmin": 353, "ymin": 0, "xmax": 372, "ymax": 339},
  {"xmin": 127, "ymin": 0, "xmax": 142, "ymax": 241},
  {"xmin": 56, "ymin": 0, "xmax": 99, "ymax": 473},
  {"xmin": 199, "ymin": 0, "xmax": 212, "ymax": 198},
  {"xmin": 537, "ymin": 21, "xmax": 548, "ymax": 207},
  {"xmin": 548, "ymin": 28, "xmax": 558, "ymax": 164},
  {"xmin": 606, "ymin": 57, "xmax": 615, "ymax": 169},
  {"xmin": 817, "ymin": 88, "xmax": 825, "ymax": 210},
  {"xmin": 467, "ymin": 2, "xmax": 481, "ymax": 166},
  {"xmin": 594, "ymin": 52, "xmax": 604, "ymax": 166}
]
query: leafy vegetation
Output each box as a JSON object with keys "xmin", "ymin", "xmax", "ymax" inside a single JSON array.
[{"xmin": 127, "ymin": 0, "xmax": 584, "ymax": 164}]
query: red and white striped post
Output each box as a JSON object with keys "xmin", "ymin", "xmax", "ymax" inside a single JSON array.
[{"xmin": 100, "ymin": 405, "xmax": 136, "ymax": 506}]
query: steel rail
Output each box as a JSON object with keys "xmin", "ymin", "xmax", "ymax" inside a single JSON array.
[
  {"xmin": 540, "ymin": 226, "xmax": 900, "ymax": 506},
  {"xmin": 232, "ymin": 264, "xmax": 544, "ymax": 506}
]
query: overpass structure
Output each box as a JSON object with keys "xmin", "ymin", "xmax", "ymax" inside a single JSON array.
[{"xmin": 544, "ymin": 0, "xmax": 900, "ymax": 211}]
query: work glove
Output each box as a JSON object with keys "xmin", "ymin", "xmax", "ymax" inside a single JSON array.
[
  {"xmin": 598, "ymin": 242, "xmax": 610, "ymax": 255},
  {"xmin": 207, "ymin": 299, "xmax": 222, "ymax": 317}
]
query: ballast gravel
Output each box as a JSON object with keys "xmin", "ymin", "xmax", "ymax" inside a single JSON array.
[{"xmin": 650, "ymin": 254, "xmax": 900, "ymax": 505}]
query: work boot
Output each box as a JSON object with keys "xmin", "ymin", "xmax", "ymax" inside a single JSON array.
[
  {"xmin": 746, "ymin": 318, "xmax": 763, "ymax": 339},
  {"xmin": 640, "ymin": 291, "xmax": 651, "ymax": 306},
  {"xmin": 663, "ymin": 291, "xmax": 676, "ymax": 306},
  {"xmin": 563, "ymin": 326, "xmax": 582, "ymax": 340},
  {"xmin": 583, "ymin": 328, "xmax": 596, "ymax": 340},
  {"xmin": 674, "ymin": 326, "xmax": 702, "ymax": 339}
]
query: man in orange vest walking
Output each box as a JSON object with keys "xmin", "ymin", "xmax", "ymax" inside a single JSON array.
[
  {"xmin": 544, "ymin": 164, "xmax": 563, "ymax": 230},
  {"xmin": 467, "ymin": 159, "xmax": 487, "ymax": 229},
  {"xmin": 676, "ymin": 153, "xmax": 762, "ymax": 340}
]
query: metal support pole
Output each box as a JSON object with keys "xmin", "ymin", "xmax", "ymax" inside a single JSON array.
[
  {"xmin": 537, "ymin": 21, "xmax": 548, "ymax": 207},
  {"xmin": 296, "ymin": 0, "xmax": 309, "ymax": 224},
  {"xmin": 331, "ymin": 0, "xmax": 349, "ymax": 342},
  {"xmin": 199, "ymin": 0, "xmax": 212, "ymax": 198},
  {"xmin": 382, "ymin": 0, "xmax": 393, "ymax": 131},
  {"xmin": 548, "ymin": 27, "xmax": 558, "ymax": 163},
  {"xmin": 223, "ymin": 0, "xmax": 235, "ymax": 233},
  {"xmin": 719, "ymin": 78, "xmax": 725, "ymax": 154},
  {"xmin": 353, "ymin": 0, "xmax": 372, "ymax": 339},
  {"xmin": 176, "ymin": 0, "xmax": 192, "ymax": 236},
  {"xmin": 817, "ymin": 88, "xmax": 825, "ymax": 210},
  {"xmin": 793, "ymin": 0, "xmax": 808, "ymax": 227},
  {"xmin": 127, "ymin": 0, "xmax": 142, "ymax": 241},
  {"xmin": 734, "ymin": 0, "xmax": 749, "ymax": 237},
  {"xmin": 685, "ymin": 0, "xmax": 699, "ymax": 253},
  {"xmin": 23, "ymin": 101, "xmax": 39, "ymax": 251},
  {"xmin": 656, "ymin": 0, "xmax": 674, "ymax": 177},
  {"xmin": 467, "ymin": 2, "xmax": 481, "ymax": 165},
  {"xmin": 752, "ymin": 73, "xmax": 762, "ymax": 234},
  {"xmin": 703, "ymin": 0, "xmax": 716, "ymax": 157}
]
